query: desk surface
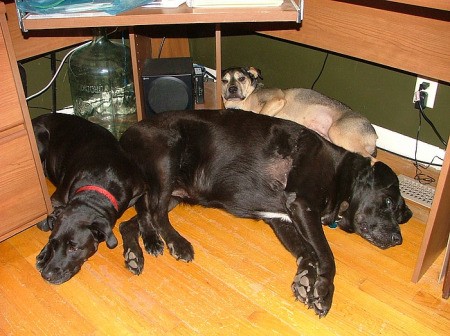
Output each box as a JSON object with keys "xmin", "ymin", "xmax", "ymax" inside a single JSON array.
[{"xmin": 21, "ymin": 0, "xmax": 299, "ymax": 30}]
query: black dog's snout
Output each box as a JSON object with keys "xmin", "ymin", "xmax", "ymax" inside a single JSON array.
[
  {"xmin": 42, "ymin": 268, "xmax": 59, "ymax": 282},
  {"xmin": 391, "ymin": 233, "xmax": 402, "ymax": 245},
  {"xmin": 228, "ymin": 85, "xmax": 238, "ymax": 94}
]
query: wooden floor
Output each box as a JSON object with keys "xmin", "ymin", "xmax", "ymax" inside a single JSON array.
[{"xmin": 1, "ymin": 152, "xmax": 449, "ymax": 335}]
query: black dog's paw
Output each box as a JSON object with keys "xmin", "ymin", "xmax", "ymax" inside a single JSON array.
[
  {"xmin": 292, "ymin": 256, "xmax": 317, "ymax": 306},
  {"xmin": 310, "ymin": 276, "xmax": 334, "ymax": 318},
  {"xmin": 167, "ymin": 237, "xmax": 194, "ymax": 262},
  {"xmin": 124, "ymin": 247, "xmax": 144, "ymax": 275},
  {"xmin": 36, "ymin": 245, "xmax": 50, "ymax": 272},
  {"xmin": 292, "ymin": 256, "xmax": 333, "ymax": 317},
  {"xmin": 142, "ymin": 231, "xmax": 165, "ymax": 257}
]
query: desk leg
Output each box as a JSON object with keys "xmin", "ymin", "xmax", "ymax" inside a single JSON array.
[
  {"xmin": 412, "ymin": 136, "xmax": 450, "ymax": 284},
  {"xmin": 129, "ymin": 28, "xmax": 152, "ymax": 121},
  {"xmin": 215, "ymin": 24, "xmax": 222, "ymax": 109}
]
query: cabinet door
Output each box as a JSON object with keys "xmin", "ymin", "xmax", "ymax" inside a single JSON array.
[
  {"xmin": 0, "ymin": 3, "xmax": 51, "ymax": 241},
  {"xmin": 0, "ymin": 127, "xmax": 49, "ymax": 240}
]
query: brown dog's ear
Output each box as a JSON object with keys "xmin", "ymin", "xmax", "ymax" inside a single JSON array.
[{"xmin": 247, "ymin": 67, "xmax": 263, "ymax": 80}]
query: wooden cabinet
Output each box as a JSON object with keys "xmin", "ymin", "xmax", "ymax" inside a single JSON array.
[{"xmin": 0, "ymin": 2, "xmax": 51, "ymax": 242}]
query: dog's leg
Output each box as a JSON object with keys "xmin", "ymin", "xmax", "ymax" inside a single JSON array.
[
  {"xmin": 260, "ymin": 98, "xmax": 286, "ymax": 116},
  {"xmin": 119, "ymin": 216, "xmax": 146, "ymax": 275},
  {"xmin": 284, "ymin": 197, "xmax": 336, "ymax": 317},
  {"xmin": 137, "ymin": 192, "xmax": 194, "ymax": 262},
  {"xmin": 266, "ymin": 218, "xmax": 320, "ymax": 307}
]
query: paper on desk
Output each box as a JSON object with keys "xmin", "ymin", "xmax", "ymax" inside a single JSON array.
[
  {"xmin": 143, "ymin": 0, "xmax": 186, "ymax": 8},
  {"xmin": 186, "ymin": 0, "xmax": 282, "ymax": 7}
]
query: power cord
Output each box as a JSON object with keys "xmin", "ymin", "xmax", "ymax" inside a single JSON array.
[
  {"xmin": 26, "ymin": 41, "xmax": 91, "ymax": 101},
  {"xmin": 412, "ymin": 82, "xmax": 447, "ymax": 184},
  {"xmin": 311, "ymin": 53, "xmax": 329, "ymax": 90},
  {"xmin": 26, "ymin": 28, "xmax": 119, "ymax": 102}
]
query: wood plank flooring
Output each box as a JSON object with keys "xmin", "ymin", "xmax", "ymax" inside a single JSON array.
[{"xmin": 0, "ymin": 152, "xmax": 449, "ymax": 335}]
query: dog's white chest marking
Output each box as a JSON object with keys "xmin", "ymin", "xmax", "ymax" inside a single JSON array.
[{"xmin": 257, "ymin": 211, "xmax": 292, "ymax": 222}]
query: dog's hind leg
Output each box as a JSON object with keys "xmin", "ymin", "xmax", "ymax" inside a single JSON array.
[{"xmin": 328, "ymin": 120, "xmax": 378, "ymax": 158}]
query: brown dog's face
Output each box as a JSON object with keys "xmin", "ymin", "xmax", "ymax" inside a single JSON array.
[{"xmin": 221, "ymin": 67, "xmax": 261, "ymax": 107}]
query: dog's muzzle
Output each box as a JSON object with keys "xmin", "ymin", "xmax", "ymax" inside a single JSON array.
[{"xmin": 225, "ymin": 85, "xmax": 244, "ymax": 100}]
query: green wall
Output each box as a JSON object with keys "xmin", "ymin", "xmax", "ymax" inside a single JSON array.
[
  {"xmin": 25, "ymin": 32, "xmax": 450, "ymax": 149},
  {"xmin": 23, "ymin": 50, "xmax": 73, "ymax": 119},
  {"xmin": 190, "ymin": 34, "xmax": 450, "ymax": 149}
]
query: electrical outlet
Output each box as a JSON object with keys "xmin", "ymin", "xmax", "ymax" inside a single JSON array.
[{"xmin": 414, "ymin": 77, "xmax": 438, "ymax": 108}]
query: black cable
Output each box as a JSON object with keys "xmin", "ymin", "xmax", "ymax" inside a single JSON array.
[
  {"xmin": 379, "ymin": 147, "xmax": 443, "ymax": 167},
  {"xmin": 417, "ymin": 103, "xmax": 448, "ymax": 147},
  {"xmin": 311, "ymin": 53, "xmax": 329, "ymax": 90},
  {"xmin": 413, "ymin": 111, "xmax": 436, "ymax": 184}
]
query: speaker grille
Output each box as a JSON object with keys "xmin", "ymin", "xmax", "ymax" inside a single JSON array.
[
  {"xmin": 147, "ymin": 77, "xmax": 190, "ymax": 114},
  {"xmin": 142, "ymin": 57, "xmax": 194, "ymax": 118}
]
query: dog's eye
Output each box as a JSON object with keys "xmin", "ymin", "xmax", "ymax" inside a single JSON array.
[
  {"xmin": 385, "ymin": 197, "xmax": 393, "ymax": 207},
  {"xmin": 360, "ymin": 222, "xmax": 369, "ymax": 233},
  {"xmin": 238, "ymin": 76, "xmax": 246, "ymax": 82},
  {"xmin": 222, "ymin": 79, "xmax": 229, "ymax": 84},
  {"xmin": 67, "ymin": 242, "xmax": 79, "ymax": 252}
]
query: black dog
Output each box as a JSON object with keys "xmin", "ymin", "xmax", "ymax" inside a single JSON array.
[
  {"xmin": 32, "ymin": 113, "xmax": 146, "ymax": 284},
  {"xmin": 119, "ymin": 109, "xmax": 412, "ymax": 317}
]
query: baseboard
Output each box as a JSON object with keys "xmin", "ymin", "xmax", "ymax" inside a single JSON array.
[{"xmin": 373, "ymin": 124, "xmax": 445, "ymax": 170}]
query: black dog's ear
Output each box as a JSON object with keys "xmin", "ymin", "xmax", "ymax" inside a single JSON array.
[
  {"xmin": 37, "ymin": 213, "xmax": 56, "ymax": 231},
  {"xmin": 32, "ymin": 122, "xmax": 50, "ymax": 161},
  {"xmin": 247, "ymin": 67, "xmax": 263, "ymax": 80},
  {"xmin": 372, "ymin": 161, "xmax": 398, "ymax": 188},
  {"xmin": 91, "ymin": 220, "xmax": 118, "ymax": 249}
]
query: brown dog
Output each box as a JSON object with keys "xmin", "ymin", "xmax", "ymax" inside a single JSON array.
[{"xmin": 221, "ymin": 67, "xmax": 378, "ymax": 158}]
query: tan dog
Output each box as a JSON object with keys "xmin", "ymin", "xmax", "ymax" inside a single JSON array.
[{"xmin": 221, "ymin": 67, "xmax": 378, "ymax": 158}]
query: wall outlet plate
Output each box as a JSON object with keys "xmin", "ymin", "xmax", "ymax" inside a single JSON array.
[{"xmin": 414, "ymin": 77, "xmax": 438, "ymax": 108}]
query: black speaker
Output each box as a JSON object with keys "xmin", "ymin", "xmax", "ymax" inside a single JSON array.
[{"xmin": 142, "ymin": 57, "xmax": 194, "ymax": 118}]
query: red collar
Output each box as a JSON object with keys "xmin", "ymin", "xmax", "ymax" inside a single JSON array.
[{"xmin": 75, "ymin": 185, "xmax": 119, "ymax": 212}]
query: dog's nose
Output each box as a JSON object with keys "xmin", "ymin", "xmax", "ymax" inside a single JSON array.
[
  {"xmin": 391, "ymin": 233, "xmax": 402, "ymax": 245},
  {"xmin": 228, "ymin": 85, "xmax": 238, "ymax": 94}
]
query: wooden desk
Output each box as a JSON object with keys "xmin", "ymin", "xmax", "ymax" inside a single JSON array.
[{"xmin": 16, "ymin": 0, "xmax": 299, "ymax": 116}]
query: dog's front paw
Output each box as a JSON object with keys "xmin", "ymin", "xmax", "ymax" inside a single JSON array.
[
  {"xmin": 292, "ymin": 256, "xmax": 333, "ymax": 317},
  {"xmin": 167, "ymin": 236, "xmax": 194, "ymax": 262},
  {"xmin": 142, "ymin": 231, "xmax": 165, "ymax": 257},
  {"xmin": 310, "ymin": 276, "xmax": 334, "ymax": 318},
  {"xmin": 292, "ymin": 256, "xmax": 317, "ymax": 307},
  {"xmin": 124, "ymin": 248, "xmax": 144, "ymax": 275}
]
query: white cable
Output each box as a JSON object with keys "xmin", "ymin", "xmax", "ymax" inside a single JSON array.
[{"xmin": 26, "ymin": 40, "xmax": 91, "ymax": 101}]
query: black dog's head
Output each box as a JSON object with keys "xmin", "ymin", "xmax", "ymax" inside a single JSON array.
[
  {"xmin": 36, "ymin": 204, "xmax": 118, "ymax": 284},
  {"xmin": 337, "ymin": 161, "xmax": 412, "ymax": 249}
]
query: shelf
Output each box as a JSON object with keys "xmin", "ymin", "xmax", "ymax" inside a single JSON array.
[{"xmin": 19, "ymin": 0, "xmax": 300, "ymax": 31}]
